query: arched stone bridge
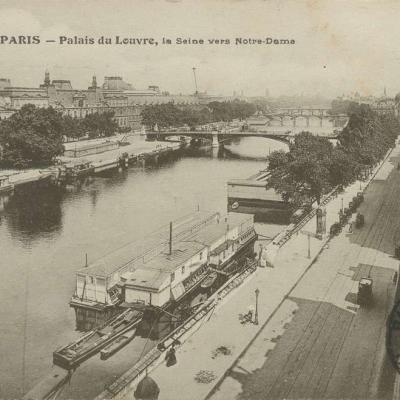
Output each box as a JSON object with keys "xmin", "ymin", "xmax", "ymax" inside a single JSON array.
[
  {"xmin": 145, "ymin": 128, "xmax": 340, "ymax": 147},
  {"xmin": 146, "ymin": 108, "xmax": 348, "ymax": 147},
  {"xmin": 252, "ymin": 111, "xmax": 348, "ymax": 129}
]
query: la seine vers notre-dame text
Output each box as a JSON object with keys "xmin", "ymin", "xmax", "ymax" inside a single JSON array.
[{"xmin": 0, "ymin": 35, "xmax": 296, "ymax": 46}]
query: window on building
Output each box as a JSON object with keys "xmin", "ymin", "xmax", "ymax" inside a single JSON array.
[
  {"xmin": 170, "ymin": 272, "xmax": 175, "ymax": 282},
  {"xmin": 200, "ymin": 251, "xmax": 203, "ymax": 259},
  {"xmin": 181, "ymin": 266, "xmax": 185, "ymax": 275}
]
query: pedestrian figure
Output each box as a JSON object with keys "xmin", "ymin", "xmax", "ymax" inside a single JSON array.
[
  {"xmin": 245, "ymin": 304, "xmax": 255, "ymax": 323},
  {"xmin": 348, "ymin": 222, "xmax": 353, "ymax": 233},
  {"xmin": 165, "ymin": 345, "xmax": 177, "ymax": 367}
]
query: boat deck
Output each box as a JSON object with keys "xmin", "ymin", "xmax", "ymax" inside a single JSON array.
[{"xmin": 53, "ymin": 309, "xmax": 143, "ymax": 370}]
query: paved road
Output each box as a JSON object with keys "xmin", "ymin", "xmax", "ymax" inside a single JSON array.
[{"xmin": 210, "ymin": 151, "xmax": 400, "ymax": 400}]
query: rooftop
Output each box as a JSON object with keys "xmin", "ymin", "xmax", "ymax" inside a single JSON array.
[{"xmin": 77, "ymin": 212, "xmax": 252, "ymax": 278}]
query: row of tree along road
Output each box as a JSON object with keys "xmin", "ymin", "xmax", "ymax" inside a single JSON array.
[{"xmin": 267, "ymin": 102, "xmax": 400, "ymax": 207}]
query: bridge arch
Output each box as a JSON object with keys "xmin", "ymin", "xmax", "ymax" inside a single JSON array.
[
  {"xmin": 269, "ymin": 116, "xmax": 284, "ymax": 127},
  {"xmin": 281, "ymin": 115, "xmax": 293, "ymax": 127},
  {"xmin": 293, "ymin": 115, "xmax": 308, "ymax": 127},
  {"xmin": 308, "ymin": 115, "xmax": 324, "ymax": 127}
]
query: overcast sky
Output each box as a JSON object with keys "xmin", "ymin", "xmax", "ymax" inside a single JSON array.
[{"xmin": 0, "ymin": 0, "xmax": 399, "ymax": 97}]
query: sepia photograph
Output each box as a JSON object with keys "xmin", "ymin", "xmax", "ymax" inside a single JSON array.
[{"xmin": 1, "ymin": 0, "xmax": 400, "ymax": 399}]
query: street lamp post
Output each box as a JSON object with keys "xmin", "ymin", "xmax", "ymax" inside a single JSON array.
[
  {"xmin": 254, "ymin": 288, "xmax": 260, "ymax": 325},
  {"xmin": 341, "ymin": 197, "xmax": 344, "ymax": 212}
]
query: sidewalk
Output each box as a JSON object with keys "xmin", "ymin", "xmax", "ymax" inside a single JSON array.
[
  {"xmin": 209, "ymin": 145, "xmax": 400, "ymax": 399},
  {"xmin": 114, "ymin": 147, "xmax": 400, "ymax": 399}
]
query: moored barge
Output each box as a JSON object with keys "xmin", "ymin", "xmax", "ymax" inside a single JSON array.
[
  {"xmin": 59, "ymin": 160, "xmax": 95, "ymax": 183},
  {"xmin": 60, "ymin": 211, "xmax": 257, "ymax": 369},
  {"xmin": 53, "ymin": 308, "xmax": 142, "ymax": 369},
  {"xmin": 100, "ymin": 328, "xmax": 137, "ymax": 360},
  {"xmin": 69, "ymin": 211, "xmax": 257, "ymax": 331}
]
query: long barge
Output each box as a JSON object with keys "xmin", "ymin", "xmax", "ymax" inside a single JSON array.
[
  {"xmin": 53, "ymin": 308, "xmax": 142, "ymax": 370},
  {"xmin": 56, "ymin": 211, "xmax": 257, "ymax": 369}
]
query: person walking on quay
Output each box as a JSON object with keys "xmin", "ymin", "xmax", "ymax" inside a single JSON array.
[
  {"xmin": 241, "ymin": 304, "xmax": 255, "ymax": 324},
  {"xmin": 165, "ymin": 344, "xmax": 177, "ymax": 367}
]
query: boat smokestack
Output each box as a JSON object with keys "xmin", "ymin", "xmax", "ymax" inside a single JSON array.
[{"xmin": 169, "ymin": 222, "xmax": 173, "ymax": 255}]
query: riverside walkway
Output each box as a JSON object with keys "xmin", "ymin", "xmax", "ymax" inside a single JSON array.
[
  {"xmin": 210, "ymin": 146, "xmax": 400, "ymax": 399},
  {"xmin": 104, "ymin": 147, "xmax": 400, "ymax": 399}
]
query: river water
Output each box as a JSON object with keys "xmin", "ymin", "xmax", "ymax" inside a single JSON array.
[{"xmin": 0, "ymin": 137, "xmax": 288, "ymax": 399}]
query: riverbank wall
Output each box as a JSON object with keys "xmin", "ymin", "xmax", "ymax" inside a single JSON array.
[{"xmin": 0, "ymin": 137, "xmax": 183, "ymax": 191}]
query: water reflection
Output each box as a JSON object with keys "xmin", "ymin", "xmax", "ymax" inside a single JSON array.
[{"xmin": 4, "ymin": 184, "xmax": 64, "ymax": 243}]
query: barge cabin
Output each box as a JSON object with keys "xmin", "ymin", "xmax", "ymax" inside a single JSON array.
[
  {"xmin": 70, "ymin": 211, "xmax": 257, "ymax": 331},
  {"xmin": 0, "ymin": 175, "xmax": 13, "ymax": 194}
]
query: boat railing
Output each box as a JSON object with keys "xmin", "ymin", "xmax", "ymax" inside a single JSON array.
[{"xmin": 113, "ymin": 212, "xmax": 220, "ymax": 275}]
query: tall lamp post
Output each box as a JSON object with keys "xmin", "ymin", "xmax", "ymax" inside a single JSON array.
[{"xmin": 254, "ymin": 288, "xmax": 260, "ymax": 325}]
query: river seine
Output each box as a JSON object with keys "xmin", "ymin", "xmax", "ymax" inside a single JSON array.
[{"xmin": 0, "ymin": 137, "xmax": 288, "ymax": 399}]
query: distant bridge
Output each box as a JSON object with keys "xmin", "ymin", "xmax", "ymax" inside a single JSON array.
[
  {"xmin": 274, "ymin": 107, "xmax": 332, "ymax": 116},
  {"xmin": 250, "ymin": 112, "xmax": 348, "ymax": 128},
  {"xmin": 146, "ymin": 107, "xmax": 348, "ymax": 147},
  {"xmin": 145, "ymin": 128, "xmax": 340, "ymax": 147}
]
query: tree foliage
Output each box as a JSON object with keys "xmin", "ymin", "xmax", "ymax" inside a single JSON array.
[
  {"xmin": 267, "ymin": 104, "xmax": 400, "ymax": 208},
  {"xmin": 267, "ymin": 133, "xmax": 337, "ymax": 206},
  {"xmin": 141, "ymin": 100, "xmax": 257, "ymax": 130},
  {"xmin": 0, "ymin": 106, "xmax": 120, "ymax": 168},
  {"xmin": 0, "ymin": 104, "xmax": 65, "ymax": 168},
  {"xmin": 329, "ymin": 99, "xmax": 360, "ymax": 115},
  {"xmin": 80, "ymin": 111, "xmax": 118, "ymax": 138}
]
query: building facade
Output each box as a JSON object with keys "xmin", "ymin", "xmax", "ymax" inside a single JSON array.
[{"xmin": 0, "ymin": 72, "xmax": 201, "ymax": 129}]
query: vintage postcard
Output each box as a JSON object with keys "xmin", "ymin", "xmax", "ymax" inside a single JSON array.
[{"xmin": 1, "ymin": 1, "xmax": 400, "ymax": 399}]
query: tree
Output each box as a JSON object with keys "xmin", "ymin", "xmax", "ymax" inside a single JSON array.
[
  {"xmin": 267, "ymin": 105, "xmax": 400, "ymax": 209},
  {"xmin": 62, "ymin": 115, "xmax": 85, "ymax": 140},
  {"xmin": 0, "ymin": 104, "xmax": 64, "ymax": 168},
  {"xmin": 141, "ymin": 100, "xmax": 257, "ymax": 130},
  {"xmin": 337, "ymin": 104, "xmax": 399, "ymax": 168},
  {"xmin": 267, "ymin": 132, "xmax": 339, "ymax": 206},
  {"xmin": 329, "ymin": 147, "xmax": 359, "ymax": 187},
  {"xmin": 141, "ymin": 103, "xmax": 184, "ymax": 129},
  {"xmin": 81, "ymin": 111, "xmax": 118, "ymax": 138}
]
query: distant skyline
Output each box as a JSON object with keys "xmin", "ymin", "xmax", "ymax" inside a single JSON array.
[{"xmin": 0, "ymin": 0, "xmax": 399, "ymax": 98}]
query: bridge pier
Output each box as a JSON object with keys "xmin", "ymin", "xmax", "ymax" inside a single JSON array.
[{"xmin": 212, "ymin": 132, "xmax": 222, "ymax": 148}]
